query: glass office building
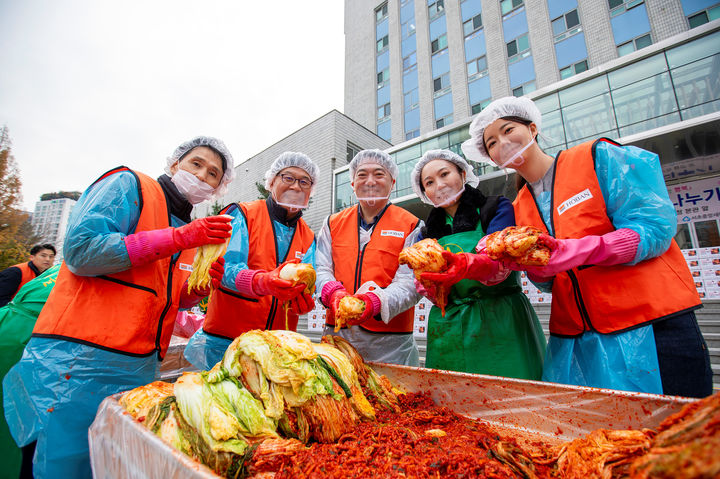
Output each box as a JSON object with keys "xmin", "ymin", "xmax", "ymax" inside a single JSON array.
[{"xmin": 338, "ymin": 16, "xmax": 720, "ymax": 299}]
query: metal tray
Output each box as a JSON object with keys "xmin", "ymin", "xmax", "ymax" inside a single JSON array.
[{"xmin": 89, "ymin": 362, "xmax": 695, "ymax": 478}]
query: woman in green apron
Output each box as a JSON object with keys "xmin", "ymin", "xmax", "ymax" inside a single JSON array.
[{"xmin": 411, "ymin": 149, "xmax": 545, "ymax": 379}]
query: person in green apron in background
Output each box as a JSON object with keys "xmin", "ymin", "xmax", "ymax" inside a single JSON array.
[
  {"xmin": 410, "ymin": 149, "xmax": 545, "ymax": 379},
  {"xmin": 0, "ymin": 264, "xmax": 60, "ymax": 479}
]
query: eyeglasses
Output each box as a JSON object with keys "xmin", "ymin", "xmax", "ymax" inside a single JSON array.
[{"xmin": 278, "ymin": 173, "xmax": 313, "ymax": 190}]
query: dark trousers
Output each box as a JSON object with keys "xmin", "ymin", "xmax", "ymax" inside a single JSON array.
[
  {"xmin": 20, "ymin": 441, "xmax": 36, "ymax": 479},
  {"xmin": 653, "ymin": 310, "xmax": 713, "ymax": 398}
]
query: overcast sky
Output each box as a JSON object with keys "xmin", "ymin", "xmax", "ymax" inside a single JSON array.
[{"xmin": 0, "ymin": 0, "xmax": 345, "ymax": 211}]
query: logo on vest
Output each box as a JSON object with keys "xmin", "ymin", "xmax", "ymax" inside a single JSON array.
[
  {"xmin": 178, "ymin": 263, "xmax": 193, "ymax": 272},
  {"xmin": 381, "ymin": 230, "xmax": 405, "ymax": 239},
  {"xmin": 295, "ymin": 251, "xmax": 304, "ymax": 260},
  {"xmin": 557, "ymin": 189, "xmax": 593, "ymax": 215}
]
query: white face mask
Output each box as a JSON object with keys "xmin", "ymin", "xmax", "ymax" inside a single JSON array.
[
  {"xmin": 431, "ymin": 185, "xmax": 465, "ymax": 208},
  {"xmin": 495, "ymin": 138, "xmax": 535, "ymax": 169},
  {"xmin": 274, "ymin": 189, "xmax": 309, "ymax": 213},
  {"xmin": 171, "ymin": 169, "xmax": 215, "ymax": 205}
]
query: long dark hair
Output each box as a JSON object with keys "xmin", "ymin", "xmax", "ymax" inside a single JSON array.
[{"xmin": 482, "ymin": 116, "xmax": 536, "ymax": 191}]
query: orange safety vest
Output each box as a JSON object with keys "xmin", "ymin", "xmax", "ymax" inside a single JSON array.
[
  {"xmin": 327, "ymin": 204, "xmax": 419, "ymax": 333},
  {"xmin": 33, "ymin": 167, "xmax": 195, "ymax": 358},
  {"xmin": 513, "ymin": 138, "xmax": 701, "ymax": 337},
  {"xmin": 203, "ymin": 200, "xmax": 315, "ymax": 339},
  {"xmin": 11, "ymin": 262, "xmax": 38, "ymax": 298}
]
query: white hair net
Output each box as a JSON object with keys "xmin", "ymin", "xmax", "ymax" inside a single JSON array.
[
  {"xmin": 461, "ymin": 96, "xmax": 542, "ymax": 166},
  {"xmin": 349, "ymin": 149, "xmax": 399, "ymax": 180},
  {"xmin": 165, "ymin": 136, "xmax": 236, "ymax": 197},
  {"xmin": 263, "ymin": 152, "xmax": 320, "ymax": 196},
  {"xmin": 411, "ymin": 149, "xmax": 480, "ymax": 205}
]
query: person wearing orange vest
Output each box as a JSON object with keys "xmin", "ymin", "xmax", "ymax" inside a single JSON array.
[
  {"xmin": 0, "ymin": 244, "xmax": 56, "ymax": 307},
  {"xmin": 3, "ymin": 137, "xmax": 235, "ymax": 479},
  {"xmin": 316, "ymin": 149, "xmax": 423, "ymax": 366},
  {"xmin": 409, "ymin": 149, "xmax": 546, "ymax": 379},
  {"xmin": 456, "ymin": 96, "xmax": 712, "ymax": 398},
  {"xmin": 183, "ymin": 152, "xmax": 319, "ymax": 371}
]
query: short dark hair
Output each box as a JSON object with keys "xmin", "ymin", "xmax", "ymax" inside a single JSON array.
[{"xmin": 31, "ymin": 244, "xmax": 56, "ymax": 255}]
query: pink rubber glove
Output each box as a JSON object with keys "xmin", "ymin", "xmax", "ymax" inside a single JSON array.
[
  {"xmin": 124, "ymin": 215, "xmax": 232, "ymax": 267},
  {"xmin": 289, "ymin": 292, "xmax": 315, "ymax": 315},
  {"xmin": 511, "ymin": 229, "xmax": 640, "ymax": 279},
  {"xmin": 252, "ymin": 260, "xmax": 305, "ymax": 301},
  {"xmin": 345, "ymin": 292, "xmax": 381, "ymax": 326},
  {"xmin": 420, "ymin": 250, "xmax": 497, "ymax": 288},
  {"xmin": 321, "ymin": 281, "xmax": 345, "ymax": 308}
]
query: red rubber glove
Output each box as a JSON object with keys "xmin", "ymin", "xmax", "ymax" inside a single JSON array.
[
  {"xmin": 420, "ymin": 250, "xmax": 495, "ymax": 288},
  {"xmin": 180, "ymin": 279, "xmax": 208, "ymax": 308},
  {"xmin": 173, "ymin": 215, "xmax": 232, "ymax": 250},
  {"xmin": 344, "ymin": 292, "xmax": 379, "ymax": 326},
  {"xmin": 252, "ymin": 259, "xmax": 305, "ymax": 301},
  {"xmin": 208, "ymin": 256, "xmax": 225, "ymax": 289},
  {"xmin": 327, "ymin": 288, "xmax": 349, "ymax": 323},
  {"xmin": 289, "ymin": 292, "xmax": 315, "ymax": 315}
]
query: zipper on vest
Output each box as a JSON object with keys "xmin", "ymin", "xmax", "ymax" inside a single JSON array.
[
  {"xmin": 155, "ymin": 255, "xmax": 178, "ymax": 358},
  {"xmin": 265, "ymin": 297, "xmax": 278, "ymax": 330},
  {"xmin": 566, "ymin": 269, "xmax": 595, "ymax": 332},
  {"xmin": 354, "ymin": 244, "xmax": 368, "ymax": 292},
  {"xmin": 96, "ymin": 275, "xmax": 158, "ymax": 296}
]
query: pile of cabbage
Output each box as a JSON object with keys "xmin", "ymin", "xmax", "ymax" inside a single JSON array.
[{"xmin": 120, "ymin": 330, "xmax": 399, "ymax": 478}]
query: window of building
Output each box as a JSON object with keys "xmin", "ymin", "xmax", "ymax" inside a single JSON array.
[
  {"xmin": 404, "ymin": 88, "xmax": 419, "ymax": 109},
  {"xmin": 404, "ymin": 107, "xmax": 420, "ymax": 139},
  {"xmin": 512, "ymin": 81, "xmax": 535, "ymax": 97},
  {"xmin": 377, "ymin": 119, "xmax": 391, "ymax": 141},
  {"xmin": 501, "ymin": 0, "xmax": 524, "ymax": 15},
  {"xmin": 467, "ymin": 55, "xmax": 488, "ymax": 77},
  {"xmin": 609, "ymin": 0, "xmax": 644, "ymax": 16},
  {"xmin": 401, "ymin": 1, "xmax": 416, "ymax": 38},
  {"xmin": 428, "ymin": 0, "xmax": 445, "ymax": 18},
  {"xmin": 433, "ymin": 73, "xmax": 450, "ymax": 93},
  {"xmin": 377, "ymin": 69, "xmax": 389, "ymax": 85},
  {"xmin": 507, "ymin": 33, "xmax": 529, "ymax": 60},
  {"xmin": 617, "ymin": 33, "xmax": 651, "ymax": 56},
  {"xmin": 406, "ymin": 130, "xmax": 420, "ymax": 140},
  {"xmin": 471, "ymin": 100, "xmax": 491, "ymax": 115},
  {"xmin": 431, "ymin": 33, "xmax": 448, "ymax": 53},
  {"xmin": 468, "ymin": 75, "xmax": 492, "ymax": 114},
  {"xmin": 463, "ymin": 13, "xmax": 483, "ymax": 36},
  {"xmin": 552, "ymin": 9, "xmax": 580, "ymax": 37},
  {"xmin": 377, "ymin": 35, "xmax": 389, "ymax": 52},
  {"xmin": 403, "ymin": 52, "xmax": 417, "ymax": 71},
  {"xmin": 376, "ymin": 3, "xmax": 388, "ymax": 22},
  {"xmin": 560, "ymin": 59, "xmax": 588, "ymax": 79},
  {"xmin": 436, "ymin": 116, "xmax": 452, "ymax": 128},
  {"xmin": 688, "ymin": 4, "xmax": 720, "ymax": 28},
  {"xmin": 377, "ymin": 103, "xmax": 391, "ymax": 120},
  {"xmin": 434, "ymin": 91, "xmax": 453, "ymax": 128},
  {"xmin": 346, "ymin": 143, "xmax": 361, "ymax": 163},
  {"xmin": 402, "ymin": 21, "xmax": 417, "ymax": 38}
]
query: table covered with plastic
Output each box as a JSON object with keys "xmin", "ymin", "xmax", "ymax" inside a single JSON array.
[{"xmin": 88, "ymin": 362, "xmax": 695, "ymax": 478}]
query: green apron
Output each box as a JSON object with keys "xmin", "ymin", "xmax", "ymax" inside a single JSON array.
[
  {"xmin": 425, "ymin": 221, "xmax": 546, "ymax": 380},
  {"xmin": 0, "ymin": 264, "xmax": 60, "ymax": 479}
]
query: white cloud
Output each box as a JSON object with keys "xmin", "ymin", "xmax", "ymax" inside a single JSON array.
[{"xmin": 0, "ymin": 0, "xmax": 345, "ymax": 210}]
